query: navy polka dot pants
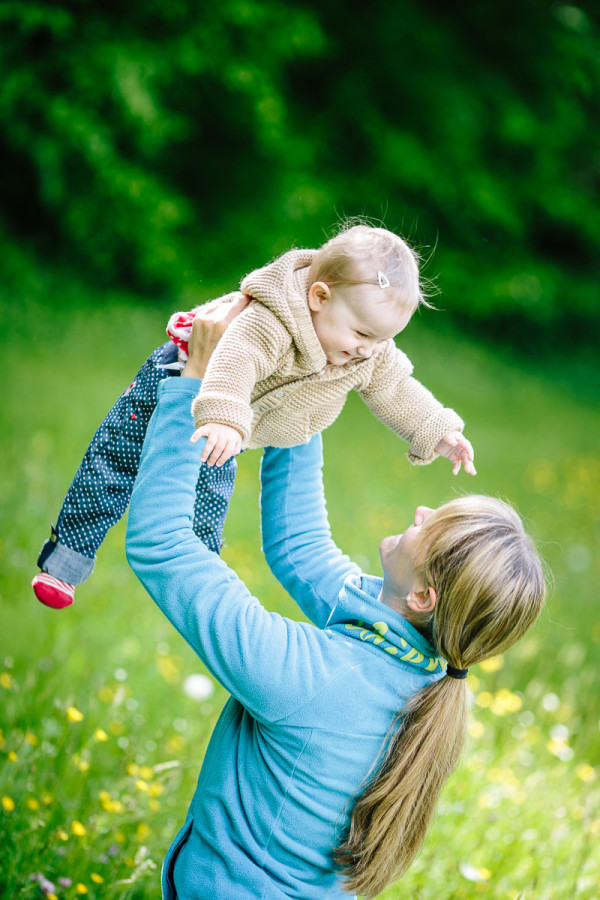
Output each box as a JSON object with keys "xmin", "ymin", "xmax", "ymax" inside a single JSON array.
[{"xmin": 37, "ymin": 341, "xmax": 237, "ymax": 584}]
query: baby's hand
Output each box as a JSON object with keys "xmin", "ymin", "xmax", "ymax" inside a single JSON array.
[
  {"xmin": 436, "ymin": 431, "xmax": 477, "ymax": 476},
  {"xmin": 192, "ymin": 423, "xmax": 243, "ymax": 467}
]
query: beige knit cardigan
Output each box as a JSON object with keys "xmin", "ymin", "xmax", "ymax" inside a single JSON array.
[{"xmin": 191, "ymin": 249, "xmax": 463, "ymax": 463}]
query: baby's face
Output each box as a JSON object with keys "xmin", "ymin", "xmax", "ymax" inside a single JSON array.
[{"xmin": 308, "ymin": 283, "xmax": 411, "ymax": 366}]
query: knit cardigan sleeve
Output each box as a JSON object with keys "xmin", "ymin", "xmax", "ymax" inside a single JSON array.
[
  {"xmin": 359, "ymin": 341, "xmax": 464, "ymax": 464},
  {"xmin": 191, "ymin": 303, "xmax": 293, "ymax": 444}
]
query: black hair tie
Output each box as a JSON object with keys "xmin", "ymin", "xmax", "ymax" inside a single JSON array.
[{"xmin": 446, "ymin": 665, "xmax": 469, "ymax": 680}]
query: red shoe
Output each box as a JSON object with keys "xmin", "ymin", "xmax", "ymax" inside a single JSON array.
[{"xmin": 32, "ymin": 574, "xmax": 75, "ymax": 609}]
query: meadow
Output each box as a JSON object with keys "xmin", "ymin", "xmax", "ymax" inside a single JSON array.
[{"xmin": 0, "ymin": 284, "xmax": 598, "ymax": 899}]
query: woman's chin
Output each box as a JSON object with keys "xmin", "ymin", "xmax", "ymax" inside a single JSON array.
[{"xmin": 379, "ymin": 533, "xmax": 402, "ymax": 556}]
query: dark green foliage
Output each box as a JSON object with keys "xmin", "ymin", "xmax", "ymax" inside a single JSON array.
[{"xmin": 0, "ymin": 0, "xmax": 598, "ymax": 343}]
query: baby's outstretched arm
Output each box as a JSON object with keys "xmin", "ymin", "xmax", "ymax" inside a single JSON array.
[
  {"xmin": 436, "ymin": 431, "xmax": 477, "ymax": 476},
  {"xmin": 192, "ymin": 423, "xmax": 243, "ymax": 467}
]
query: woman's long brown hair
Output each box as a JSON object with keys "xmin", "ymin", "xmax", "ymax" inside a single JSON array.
[{"xmin": 335, "ymin": 496, "xmax": 546, "ymax": 897}]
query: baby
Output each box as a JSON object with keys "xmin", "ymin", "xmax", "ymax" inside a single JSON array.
[{"xmin": 33, "ymin": 224, "xmax": 474, "ymax": 610}]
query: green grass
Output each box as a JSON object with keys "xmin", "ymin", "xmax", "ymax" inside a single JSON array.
[{"xmin": 0, "ymin": 283, "xmax": 598, "ymax": 899}]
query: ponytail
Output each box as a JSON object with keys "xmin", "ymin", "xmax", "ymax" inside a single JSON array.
[
  {"xmin": 335, "ymin": 496, "xmax": 546, "ymax": 897},
  {"xmin": 335, "ymin": 676, "xmax": 468, "ymax": 897}
]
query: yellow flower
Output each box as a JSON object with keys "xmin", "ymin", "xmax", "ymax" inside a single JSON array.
[
  {"xmin": 156, "ymin": 654, "xmax": 182, "ymax": 685},
  {"xmin": 0, "ymin": 672, "xmax": 15, "ymax": 690},
  {"xmin": 47, "ymin": 894, "xmax": 59, "ymax": 900},
  {"xmin": 8, "ymin": 750, "xmax": 18, "ymax": 762},
  {"xmin": 94, "ymin": 728, "xmax": 109, "ymax": 742},
  {"xmin": 26, "ymin": 798, "xmax": 39, "ymax": 811},
  {"xmin": 57, "ymin": 828, "xmax": 69, "ymax": 841},
  {"xmin": 490, "ymin": 689, "xmax": 522, "ymax": 716},
  {"xmin": 136, "ymin": 779, "xmax": 149, "ymax": 793},
  {"xmin": 139, "ymin": 765, "xmax": 154, "ymax": 780},
  {"xmin": 476, "ymin": 691, "xmax": 493, "ymax": 708},
  {"xmin": 575, "ymin": 763, "xmax": 596, "ymax": 783},
  {"xmin": 109, "ymin": 720, "xmax": 125, "ymax": 736},
  {"xmin": 67, "ymin": 706, "xmax": 84, "ymax": 723},
  {"xmin": 90, "ymin": 873, "xmax": 104, "ymax": 884},
  {"xmin": 41, "ymin": 792, "xmax": 53, "ymax": 805},
  {"xmin": 98, "ymin": 686, "xmax": 114, "ymax": 703},
  {"xmin": 75, "ymin": 885, "xmax": 88, "ymax": 895},
  {"xmin": 73, "ymin": 755, "xmax": 90, "ymax": 773},
  {"xmin": 150, "ymin": 782, "xmax": 164, "ymax": 796},
  {"xmin": 1, "ymin": 796, "xmax": 15, "ymax": 812},
  {"xmin": 114, "ymin": 831, "xmax": 126, "ymax": 843},
  {"xmin": 127, "ymin": 762, "xmax": 140, "ymax": 777},
  {"xmin": 71, "ymin": 820, "xmax": 87, "ymax": 836},
  {"xmin": 148, "ymin": 799, "xmax": 161, "ymax": 812},
  {"xmin": 479, "ymin": 655, "xmax": 504, "ymax": 673},
  {"xmin": 98, "ymin": 790, "xmax": 112, "ymax": 803},
  {"xmin": 589, "ymin": 819, "xmax": 600, "ymax": 836},
  {"xmin": 166, "ymin": 734, "xmax": 186, "ymax": 753},
  {"xmin": 468, "ymin": 720, "xmax": 485, "ymax": 739},
  {"xmin": 25, "ymin": 732, "xmax": 39, "ymax": 746},
  {"xmin": 136, "ymin": 822, "xmax": 151, "ymax": 842},
  {"xmin": 103, "ymin": 798, "xmax": 124, "ymax": 814}
]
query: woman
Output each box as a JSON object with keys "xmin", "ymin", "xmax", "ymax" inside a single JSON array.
[{"xmin": 125, "ymin": 305, "xmax": 546, "ymax": 899}]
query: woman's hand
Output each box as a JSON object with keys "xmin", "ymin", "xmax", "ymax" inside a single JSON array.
[
  {"xmin": 181, "ymin": 293, "xmax": 250, "ymax": 380},
  {"xmin": 436, "ymin": 431, "xmax": 477, "ymax": 476}
]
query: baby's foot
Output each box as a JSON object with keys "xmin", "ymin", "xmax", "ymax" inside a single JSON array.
[{"xmin": 32, "ymin": 574, "xmax": 75, "ymax": 609}]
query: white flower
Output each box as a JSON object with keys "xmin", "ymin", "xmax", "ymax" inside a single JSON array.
[
  {"xmin": 460, "ymin": 863, "xmax": 491, "ymax": 883},
  {"xmin": 183, "ymin": 674, "xmax": 214, "ymax": 701}
]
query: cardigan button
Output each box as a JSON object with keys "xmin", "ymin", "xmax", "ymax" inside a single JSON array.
[{"xmin": 275, "ymin": 390, "xmax": 284, "ymax": 398}]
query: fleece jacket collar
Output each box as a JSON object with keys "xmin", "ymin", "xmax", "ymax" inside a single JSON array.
[{"xmin": 326, "ymin": 573, "xmax": 446, "ymax": 674}]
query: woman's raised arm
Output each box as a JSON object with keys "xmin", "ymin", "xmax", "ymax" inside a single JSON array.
[
  {"xmin": 260, "ymin": 437, "xmax": 360, "ymax": 629},
  {"xmin": 126, "ymin": 377, "xmax": 344, "ymax": 723}
]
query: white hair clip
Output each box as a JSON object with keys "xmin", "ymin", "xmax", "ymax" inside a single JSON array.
[{"xmin": 377, "ymin": 271, "xmax": 390, "ymax": 289}]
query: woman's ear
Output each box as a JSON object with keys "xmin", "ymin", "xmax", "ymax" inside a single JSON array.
[
  {"xmin": 406, "ymin": 586, "xmax": 437, "ymax": 614},
  {"xmin": 308, "ymin": 281, "xmax": 331, "ymax": 312}
]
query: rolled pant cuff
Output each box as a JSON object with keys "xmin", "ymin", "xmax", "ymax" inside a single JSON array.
[{"xmin": 38, "ymin": 539, "xmax": 96, "ymax": 585}]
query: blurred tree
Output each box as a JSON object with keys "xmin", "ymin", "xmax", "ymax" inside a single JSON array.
[{"xmin": 0, "ymin": 0, "xmax": 598, "ymax": 343}]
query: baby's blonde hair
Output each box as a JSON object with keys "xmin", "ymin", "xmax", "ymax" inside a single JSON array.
[
  {"xmin": 336, "ymin": 495, "xmax": 546, "ymax": 897},
  {"xmin": 309, "ymin": 224, "xmax": 425, "ymax": 314}
]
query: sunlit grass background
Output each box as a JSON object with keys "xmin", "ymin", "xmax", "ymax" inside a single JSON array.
[{"xmin": 1, "ymin": 284, "xmax": 598, "ymax": 899}]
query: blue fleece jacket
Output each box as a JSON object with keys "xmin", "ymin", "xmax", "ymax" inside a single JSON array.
[{"xmin": 126, "ymin": 377, "xmax": 445, "ymax": 900}]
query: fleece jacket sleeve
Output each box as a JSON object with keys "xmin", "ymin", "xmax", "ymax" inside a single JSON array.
[
  {"xmin": 260, "ymin": 437, "xmax": 360, "ymax": 629},
  {"xmin": 126, "ymin": 377, "xmax": 346, "ymax": 723}
]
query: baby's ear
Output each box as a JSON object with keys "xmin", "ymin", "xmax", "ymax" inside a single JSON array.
[{"xmin": 307, "ymin": 281, "xmax": 331, "ymax": 312}]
